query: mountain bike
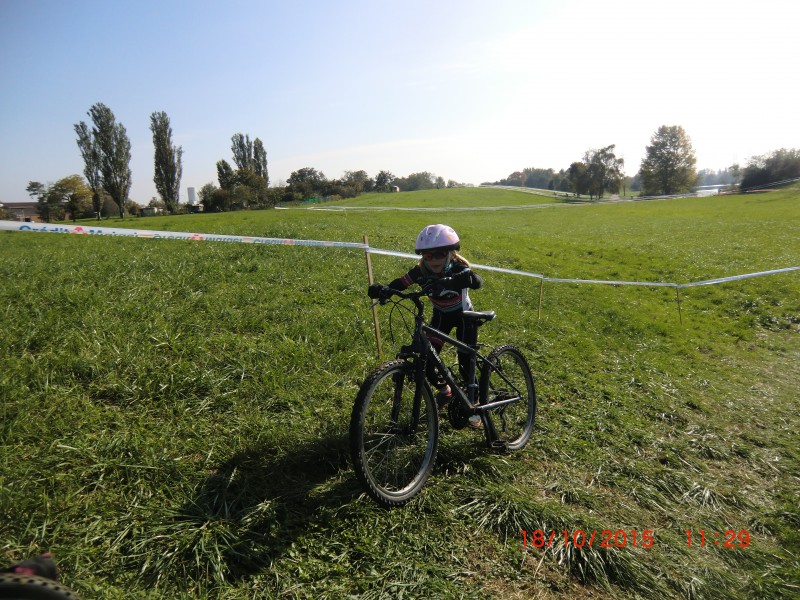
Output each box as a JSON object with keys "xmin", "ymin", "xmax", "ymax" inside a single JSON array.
[{"xmin": 350, "ymin": 285, "xmax": 537, "ymax": 508}]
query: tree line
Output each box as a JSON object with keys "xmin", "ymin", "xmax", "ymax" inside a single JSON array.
[
  {"xmin": 198, "ymin": 167, "xmax": 469, "ymax": 212},
  {"xmin": 26, "ymin": 103, "xmax": 183, "ymax": 221},
  {"xmin": 491, "ymin": 126, "xmax": 696, "ymax": 197},
  {"xmin": 20, "ymin": 105, "xmax": 800, "ymax": 222},
  {"xmin": 23, "ymin": 102, "xmax": 473, "ymax": 221},
  {"xmin": 489, "ymin": 125, "xmax": 800, "ymax": 198}
]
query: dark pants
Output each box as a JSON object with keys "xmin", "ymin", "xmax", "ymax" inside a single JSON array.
[{"xmin": 426, "ymin": 309, "xmax": 477, "ymax": 387}]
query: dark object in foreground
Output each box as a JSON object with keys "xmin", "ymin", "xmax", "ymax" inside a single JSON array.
[{"xmin": 0, "ymin": 553, "xmax": 81, "ymax": 599}]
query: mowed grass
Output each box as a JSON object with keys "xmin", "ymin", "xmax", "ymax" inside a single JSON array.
[
  {"xmin": 325, "ymin": 186, "xmax": 563, "ymax": 209},
  {"xmin": 1, "ymin": 187, "xmax": 798, "ymax": 599}
]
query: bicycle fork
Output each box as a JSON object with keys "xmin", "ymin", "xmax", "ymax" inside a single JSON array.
[{"xmin": 390, "ymin": 350, "xmax": 427, "ymax": 436}]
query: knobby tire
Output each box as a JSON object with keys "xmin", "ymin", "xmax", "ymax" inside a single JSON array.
[
  {"xmin": 350, "ymin": 360, "xmax": 438, "ymax": 508},
  {"xmin": 479, "ymin": 344, "xmax": 536, "ymax": 450},
  {"xmin": 0, "ymin": 574, "xmax": 81, "ymax": 599}
]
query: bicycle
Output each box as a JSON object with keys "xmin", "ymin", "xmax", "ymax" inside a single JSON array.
[{"xmin": 350, "ymin": 284, "xmax": 537, "ymax": 508}]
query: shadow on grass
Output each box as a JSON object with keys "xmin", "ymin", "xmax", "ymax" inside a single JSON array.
[
  {"xmin": 136, "ymin": 430, "xmax": 361, "ymax": 586},
  {"xmin": 133, "ymin": 422, "xmax": 497, "ymax": 588}
]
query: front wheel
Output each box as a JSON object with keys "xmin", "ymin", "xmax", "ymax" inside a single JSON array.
[
  {"xmin": 479, "ymin": 345, "xmax": 536, "ymax": 451},
  {"xmin": 350, "ymin": 360, "xmax": 438, "ymax": 507}
]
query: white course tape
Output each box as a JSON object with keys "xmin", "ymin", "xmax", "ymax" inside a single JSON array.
[
  {"xmin": 677, "ymin": 266, "xmax": 800, "ymax": 288},
  {"xmin": 0, "ymin": 220, "xmax": 366, "ymax": 249},
  {"xmin": 543, "ymin": 277, "xmax": 677, "ymax": 288},
  {"xmin": 367, "ymin": 248, "xmax": 798, "ymax": 288},
  {"xmin": 365, "ymin": 247, "xmax": 545, "ymax": 279},
  {"xmin": 2, "ymin": 220, "xmax": 796, "ymax": 290}
]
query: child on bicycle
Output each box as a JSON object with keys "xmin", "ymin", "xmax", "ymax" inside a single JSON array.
[{"xmin": 368, "ymin": 224, "xmax": 483, "ymax": 419}]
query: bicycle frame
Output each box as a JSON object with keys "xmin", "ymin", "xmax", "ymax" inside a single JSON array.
[
  {"xmin": 418, "ymin": 323, "xmax": 478, "ymax": 406},
  {"xmin": 398, "ymin": 292, "xmax": 526, "ymax": 447}
]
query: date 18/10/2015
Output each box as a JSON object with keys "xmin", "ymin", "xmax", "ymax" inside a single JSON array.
[
  {"xmin": 521, "ymin": 529, "xmax": 655, "ymax": 549},
  {"xmin": 520, "ymin": 529, "xmax": 752, "ymax": 550}
]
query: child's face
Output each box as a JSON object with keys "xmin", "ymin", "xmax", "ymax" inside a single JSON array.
[{"xmin": 422, "ymin": 250, "xmax": 450, "ymax": 274}]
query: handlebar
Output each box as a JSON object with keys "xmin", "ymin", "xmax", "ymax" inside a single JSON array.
[
  {"xmin": 382, "ymin": 286, "xmax": 423, "ymax": 304},
  {"xmin": 386, "ymin": 286, "xmax": 434, "ymax": 300},
  {"xmin": 373, "ymin": 284, "xmax": 438, "ymax": 315}
]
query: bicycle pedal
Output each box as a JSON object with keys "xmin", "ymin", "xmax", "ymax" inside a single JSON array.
[{"xmin": 490, "ymin": 440, "xmax": 510, "ymax": 453}]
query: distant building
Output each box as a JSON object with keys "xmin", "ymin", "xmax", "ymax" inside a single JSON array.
[
  {"xmin": 1, "ymin": 201, "xmax": 41, "ymax": 222},
  {"xmin": 186, "ymin": 187, "xmax": 203, "ymax": 212}
]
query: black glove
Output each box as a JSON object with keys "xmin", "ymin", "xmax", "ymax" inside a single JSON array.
[
  {"xmin": 446, "ymin": 270, "xmax": 475, "ymax": 290},
  {"xmin": 367, "ymin": 283, "xmax": 386, "ymax": 300},
  {"xmin": 367, "ymin": 283, "xmax": 394, "ymax": 304},
  {"xmin": 426, "ymin": 278, "xmax": 458, "ymax": 298}
]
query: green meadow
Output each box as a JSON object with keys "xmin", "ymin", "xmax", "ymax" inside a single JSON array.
[{"xmin": 1, "ymin": 187, "xmax": 798, "ymax": 599}]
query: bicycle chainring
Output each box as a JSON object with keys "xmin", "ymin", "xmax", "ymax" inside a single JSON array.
[{"xmin": 447, "ymin": 399, "xmax": 473, "ymax": 430}]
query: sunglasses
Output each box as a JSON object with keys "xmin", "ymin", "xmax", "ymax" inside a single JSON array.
[{"xmin": 422, "ymin": 250, "xmax": 450, "ymax": 260}]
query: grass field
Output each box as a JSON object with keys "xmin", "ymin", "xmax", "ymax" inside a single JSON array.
[{"xmin": 1, "ymin": 187, "xmax": 798, "ymax": 599}]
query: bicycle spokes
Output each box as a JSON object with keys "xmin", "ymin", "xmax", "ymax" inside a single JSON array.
[
  {"xmin": 480, "ymin": 345, "xmax": 536, "ymax": 451},
  {"xmin": 350, "ymin": 360, "xmax": 438, "ymax": 506}
]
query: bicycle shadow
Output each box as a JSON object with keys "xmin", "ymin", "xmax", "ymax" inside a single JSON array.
[
  {"xmin": 136, "ymin": 422, "xmax": 496, "ymax": 586},
  {"xmin": 139, "ymin": 428, "xmax": 360, "ymax": 585}
]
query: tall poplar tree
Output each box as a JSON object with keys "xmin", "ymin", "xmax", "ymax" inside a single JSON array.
[
  {"xmin": 150, "ymin": 111, "xmax": 183, "ymax": 213},
  {"xmin": 75, "ymin": 103, "xmax": 132, "ymax": 218},
  {"xmin": 231, "ymin": 133, "xmax": 253, "ymax": 172},
  {"xmin": 225, "ymin": 133, "xmax": 270, "ymax": 207},
  {"xmin": 74, "ymin": 121, "xmax": 103, "ymax": 219},
  {"xmin": 253, "ymin": 137, "xmax": 269, "ymax": 186}
]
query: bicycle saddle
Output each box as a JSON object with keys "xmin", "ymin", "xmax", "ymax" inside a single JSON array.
[{"xmin": 462, "ymin": 310, "xmax": 496, "ymax": 323}]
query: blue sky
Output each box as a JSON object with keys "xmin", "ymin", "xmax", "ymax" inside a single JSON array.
[{"xmin": 1, "ymin": 0, "xmax": 798, "ymax": 203}]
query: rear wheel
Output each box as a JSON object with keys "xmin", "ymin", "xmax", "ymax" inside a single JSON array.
[
  {"xmin": 479, "ymin": 345, "xmax": 536, "ymax": 450},
  {"xmin": 350, "ymin": 360, "xmax": 438, "ymax": 507}
]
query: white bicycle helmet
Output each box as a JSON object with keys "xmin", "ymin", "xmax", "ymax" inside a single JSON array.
[{"xmin": 414, "ymin": 224, "xmax": 460, "ymax": 254}]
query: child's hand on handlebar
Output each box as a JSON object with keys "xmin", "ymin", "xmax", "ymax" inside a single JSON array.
[
  {"xmin": 368, "ymin": 283, "xmax": 393, "ymax": 303},
  {"xmin": 424, "ymin": 277, "xmax": 458, "ymax": 298}
]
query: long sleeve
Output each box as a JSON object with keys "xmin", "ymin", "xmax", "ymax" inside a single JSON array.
[{"xmin": 387, "ymin": 266, "xmax": 423, "ymax": 291}]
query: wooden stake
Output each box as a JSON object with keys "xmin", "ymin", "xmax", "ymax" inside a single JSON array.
[
  {"xmin": 364, "ymin": 235, "xmax": 383, "ymax": 358},
  {"xmin": 676, "ymin": 286, "xmax": 683, "ymax": 325},
  {"xmin": 537, "ymin": 278, "xmax": 544, "ymax": 321}
]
